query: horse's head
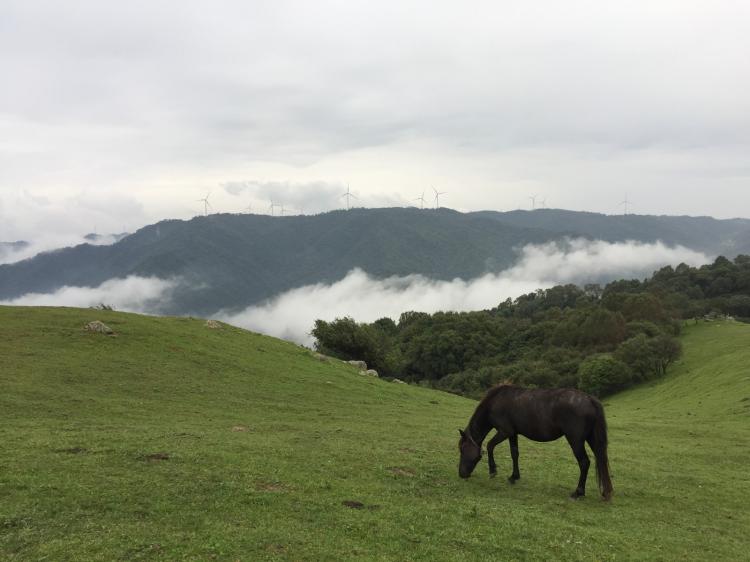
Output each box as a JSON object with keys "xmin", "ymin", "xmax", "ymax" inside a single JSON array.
[{"xmin": 458, "ymin": 429, "xmax": 482, "ymax": 479}]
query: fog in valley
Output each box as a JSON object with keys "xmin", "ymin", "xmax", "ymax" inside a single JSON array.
[{"xmin": 1, "ymin": 239, "xmax": 709, "ymax": 344}]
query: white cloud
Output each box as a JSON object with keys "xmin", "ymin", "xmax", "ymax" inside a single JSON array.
[
  {"xmin": 219, "ymin": 239, "xmax": 711, "ymax": 344},
  {"xmin": 0, "ymin": 276, "xmax": 178, "ymax": 313}
]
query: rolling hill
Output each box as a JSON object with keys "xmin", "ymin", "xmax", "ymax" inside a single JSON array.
[
  {"xmin": 1, "ymin": 209, "xmax": 749, "ymax": 316},
  {"xmin": 1, "ymin": 306, "xmax": 747, "ymax": 560}
]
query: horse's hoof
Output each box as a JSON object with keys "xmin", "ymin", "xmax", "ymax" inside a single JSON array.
[
  {"xmin": 507, "ymin": 477, "xmax": 518, "ymax": 485},
  {"xmin": 569, "ymin": 491, "xmax": 585, "ymax": 500}
]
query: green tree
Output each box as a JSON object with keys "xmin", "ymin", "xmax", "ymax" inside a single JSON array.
[
  {"xmin": 614, "ymin": 334, "xmax": 655, "ymax": 381},
  {"xmin": 577, "ymin": 354, "xmax": 633, "ymax": 397},
  {"xmin": 648, "ymin": 334, "xmax": 683, "ymax": 376}
]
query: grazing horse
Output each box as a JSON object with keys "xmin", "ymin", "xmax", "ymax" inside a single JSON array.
[{"xmin": 458, "ymin": 384, "xmax": 613, "ymax": 500}]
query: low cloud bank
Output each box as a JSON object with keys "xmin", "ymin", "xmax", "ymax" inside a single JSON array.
[
  {"xmin": 0, "ymin": 276, "xmax": 177, "ymax": 313},
  {"xmin": 220, "ymin": 239, "xmax": 710, "ymax": 345},
  {"xmin": 1, "ymin": 239, "xmax": 711, "ymax": 345}
]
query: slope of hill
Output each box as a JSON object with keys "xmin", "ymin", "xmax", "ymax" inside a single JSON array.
[
  {"xmin": 2, "ymin": 208, "xmax": 749, "ymax": 316},
  {"xmin": 1, "ymin": 306, "xmax": 747, "ymax": 560}
]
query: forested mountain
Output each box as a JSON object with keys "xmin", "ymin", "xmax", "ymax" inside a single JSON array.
[
  {"xmin": 0, "ymin": 208, "xmax": 554, "ymax": 314},
  {"xmin": 2, "ymin": 207, "xmax": 749, "ymax": 315}
]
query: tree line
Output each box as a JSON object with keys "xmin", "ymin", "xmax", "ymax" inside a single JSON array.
[{"xmin": 312, "ymin": 255, "xmax": 750, "ymax": 398}]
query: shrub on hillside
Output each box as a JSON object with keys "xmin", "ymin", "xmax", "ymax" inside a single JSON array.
[{"xmin": 577, "ymin": 355, "xmax": 633, "ymax": 397}]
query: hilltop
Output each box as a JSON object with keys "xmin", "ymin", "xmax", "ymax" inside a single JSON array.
[
  {"xmin": 1, "ymin": 208, "xmax": 749, "ymax": 315},
  {"xmin": 1, "ymin": 306, "xmax": 748, "ymax": 560}
]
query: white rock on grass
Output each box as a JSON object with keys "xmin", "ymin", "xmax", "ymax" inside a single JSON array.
[
  {"xmin": 84, "ymin": 320, "xmax": 114, "ymax": 335},
  {"xmin": 347, "ymin": 360, "xmax": 367, "ymax": 370}
]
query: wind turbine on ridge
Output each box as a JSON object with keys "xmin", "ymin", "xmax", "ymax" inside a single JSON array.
[
  {"xmin": 620, "ymin": 194, "xmax": 632, "ymax": 215},
  {"xmin": 528, "ymin": 194, "xmax": 537, "ymax": 210},
  {"xmin": 433, "ymin": 187, "xmax": 446, "ymax": 209},
  {"xmin": 268, "ymin": 200, "xmax": 278, "ymax": 216},
  {"xmin": 197, "ymin": 191, "xmax": 212, "ymax": 216},
  {"xmin": 341, "ymin": 184, "xmax": 358, "ymax": 210},
  {"xmin": 414, "ymin": 190, "xmax": 427, "ymax": 209}
]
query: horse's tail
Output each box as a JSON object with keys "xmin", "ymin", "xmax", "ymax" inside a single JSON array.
[{"xmin": 589, "ymin": 397, "xmax": 613, "ymax": 501}]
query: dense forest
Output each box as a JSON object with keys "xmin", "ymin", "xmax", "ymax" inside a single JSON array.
[{"xmin": 312, "ymin": 255, "xmax": 750, "ymax": 398}]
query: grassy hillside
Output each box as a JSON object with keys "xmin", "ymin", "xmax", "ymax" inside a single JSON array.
[{"xmin": 1, "ymin": 307, "xmax": 748, "ymax": 560}]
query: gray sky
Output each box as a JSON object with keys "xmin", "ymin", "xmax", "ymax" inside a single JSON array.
[{"xmin": 2, "ymin": 0, "xmax": 749, "ymax": 242}]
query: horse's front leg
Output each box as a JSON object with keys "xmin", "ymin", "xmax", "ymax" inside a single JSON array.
[
  {"xmin": 486, "ymin": 432, "xmax": 507, "ymax": 478},
  {"xmin": 508, "ymin": 434, "xmax": 521, "ymax": 483}
]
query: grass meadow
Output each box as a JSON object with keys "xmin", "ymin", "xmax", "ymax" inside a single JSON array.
[{"xmin": 1, "ymin": 306, "xmax": 748, "ymax": 560}]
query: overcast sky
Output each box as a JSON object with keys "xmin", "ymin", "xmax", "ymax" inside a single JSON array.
[{"xmin": 1, "ymin": 1, "xmax": 749, "ymax": 242}]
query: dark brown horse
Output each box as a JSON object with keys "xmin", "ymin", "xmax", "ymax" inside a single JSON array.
[{"xmin": 458, "ymin": 384, "xmax": 613, "ymax": 500}]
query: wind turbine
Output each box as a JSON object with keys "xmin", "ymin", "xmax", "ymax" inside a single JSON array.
[
  {"xmin": 268, "ymin": 200, "xmax": 278, "ymax": 216},
  {"xmin": 539, "ymin": 198, "xmax": 547, "ymax": 209},
  {"xmin": 279, "ymin": 204, "xmax": 287, "ymax": 216},
  {"xmin": 413, "ymin": 190, "xmax": 427, "ymax": 209},
  {"xmin": 341, "ymin": 184, "xmax": 358, "ymax": 210},
  {"xmin": 197, "ymin": 191, "xmax": 212, "ymax": 216},
  {"xmin": 528, "ymin": 194, "xmax": 537, "ymax": 210},
  {"xmin": 620, "ymin": 194, "xmax": 631, "ymax": 215},
  {"xmin": 433, "ymin": 187, "xmax": 447, "ymax": 209}
]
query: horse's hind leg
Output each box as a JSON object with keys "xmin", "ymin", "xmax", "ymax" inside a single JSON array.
[
  {"xmin": 566, "ymin": 435, "xmax": 590, "ymax": 499},
  {"xmin": 486, "ymin": 432, "xmax": 507, "ymax": 478}
]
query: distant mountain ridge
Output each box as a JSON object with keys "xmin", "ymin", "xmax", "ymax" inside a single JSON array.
[
  {"xmin": 471, "ymin": 209, "xmax": 750, "ymax": 255},
  {"xmin": 1, "ymin": 207, "xmax": 749, "ymax": 315}
]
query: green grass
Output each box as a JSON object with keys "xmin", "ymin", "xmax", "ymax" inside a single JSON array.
[{"xmin": 1, "ymin": 307, "xmax": 748, "ymax": 561}]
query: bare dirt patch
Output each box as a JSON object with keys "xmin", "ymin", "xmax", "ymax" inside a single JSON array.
[
  {"xmin": 231, "ymin": 425, "xmax": 249, "ymax": 432},
  {"xmin": 341, "ymin": 500, "xmax": 381, "ymax": 510},
  {"xmin": 388, "ymin": 467, "xmax": 415, "ymax": 477},
  {"xmin": 56, "ymin": 447, "xmax": 88, "ymax": 454},
  {"xmin": 255, "ymin": 481, "xmax": 288, "ymax": 492},
  {"xmin": 342, "ymin": 500, "xmax": 365, "ymax": 509},
  {"xmin": 140, "ymin": 452, "xmax": 170, "ymax": 462}
]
